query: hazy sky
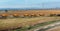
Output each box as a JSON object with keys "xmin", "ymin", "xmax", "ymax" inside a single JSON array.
[{"xmin": 0, "ymin": 0, "xmax": 60, "ymax": 8}]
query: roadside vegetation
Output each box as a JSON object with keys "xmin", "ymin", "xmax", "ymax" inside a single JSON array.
[{"xmin": 7, "ymin": 19, "xmax": 60, "ymax": 31}]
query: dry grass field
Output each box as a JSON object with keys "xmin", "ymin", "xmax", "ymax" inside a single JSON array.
[
  {"xmin": 0, "ymin": 9, "xmax": 60, "ymax": 31},
  {"xmin": 0, "ymin": 17, "xmax": 60, "ymax": 30},
  {"xmin": 1, "ymin": 9, "xmax": 60, "ymax": 16},
  {"xmin": 7, "ymin": 9, "xmax": 60, "ymax": 15}
]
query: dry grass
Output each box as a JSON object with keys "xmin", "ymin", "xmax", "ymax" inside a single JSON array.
[
  {"xmin": 0, "ymin": 10, "xmax": 60, "ymax": 30},
  {"xmin": 7, "ymin": 10, "xmax": 60, "ymax": 14},
  {"xmin": 0, "ymin": 17, "xmax": 60, "ymax": 30},
  {"xmin": 1, "ymin": 9, "xmax": 60, "ymax": 16}
]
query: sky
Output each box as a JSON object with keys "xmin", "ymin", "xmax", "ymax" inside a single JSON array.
[{"xmin": 0, "ymin": 0, "xmax": 60, "ymax": 9}]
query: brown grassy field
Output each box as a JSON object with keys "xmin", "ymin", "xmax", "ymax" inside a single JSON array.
[
  {"xmin": 0, "ymin": 17, "xmax": 60, "ymax": 30},
  {"xmin": 1, "ymin": 9, "xmax": 60, "ymax": 16},
  {"xmin": 7, "ymin": 9, "xmax": 60, "ymax": 14},
  {"xmin": 0, "ymin": 9, "xmax": 60, "ymax": 30}
]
